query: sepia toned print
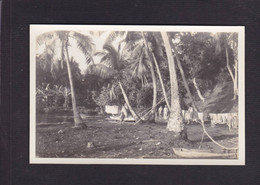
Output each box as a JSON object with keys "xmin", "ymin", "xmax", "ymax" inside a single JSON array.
[{"xmin": 30, "ymin": 25, "xmax": 245, "ymax": 165}]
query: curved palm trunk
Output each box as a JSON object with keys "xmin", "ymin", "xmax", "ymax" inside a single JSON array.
[
  {"xmin": 141, "ymin": 32, "xmax": 157, "ymax": 122},
  {"xmin": 225, "ymin": 47, "xmax": 238, "ymax": 100},
  {"xmin": 171, "ymin": 45, "xmax": 200, "ymax": 111},
  {"xmin": 118, "ymin": 81, "xmax": 141, "ymax": 122},
  {"xmin": 225, "ymin": 47, "xmax": 235, "ymax": 82},
  {"xmin": 233, "ymin": 59, "xmax": 238, "ymax": 100},
  {"xmin": 148, "ymin": 62, "xmax": 157, "ymax": 122},
  {"xmin": 193, "ymin": 77, "xmax": 205, "ymax": 102},
  {"xmin": 152, "ymin": 52, "xmax": 171, "ymax": 111},
  {"xmin": 161, "ymin": 32, "xmax": 186, "ymax": 137},
  {"xmin": 64, "ymin": 41, "xmax": 82, "ymax": 127}
]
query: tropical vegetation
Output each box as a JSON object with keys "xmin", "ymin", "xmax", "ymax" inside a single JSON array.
[{"xmin": 36, "ymin": 30, "xmax": 238, "ymax": 139}]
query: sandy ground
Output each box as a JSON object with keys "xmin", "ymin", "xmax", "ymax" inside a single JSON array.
[{"xmin": 36, "ymin": 117, "xmax": 238, "ymax": 159}]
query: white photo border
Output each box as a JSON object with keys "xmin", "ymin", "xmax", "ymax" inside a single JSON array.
[{"xmin": 30, "ymin": 25, "xmax": 245, "ymax": 165}]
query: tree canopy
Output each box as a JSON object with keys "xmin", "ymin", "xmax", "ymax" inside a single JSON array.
[{"xmin": 35, "ymin": 30, "xmax": 239, "ymax": 132}]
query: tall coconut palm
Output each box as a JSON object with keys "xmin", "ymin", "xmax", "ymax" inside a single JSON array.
[
  {"xmin": 123, "ymin": 31, "xmax": 169, "ymax": 122},
  {"xmin": 124, "ymin": 32, "xmax": 158, "ymax": 122},
  {"xmin": 36, "ymin": 31, "xmax": 94, "ymax": 127},
  {"xmin": 130, "ymin": 32, "xmax": 172, "ymax": 112},
  {"xmin": 86, "ymin": 31, "xmax": 142, "ymax": 122},
  {"xmin": 140, "ymin": 32, "xmax": 157, "ymax": 122},
  {"xmin": 170, "ymin": 41, "xmax": 200, "ymax": 111},
  {"xmin": 161, "ymin": 32, "xmax": 186, "ymax": 138}
]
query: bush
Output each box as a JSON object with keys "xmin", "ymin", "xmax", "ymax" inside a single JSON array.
[
  {"xmin": 92, "ymin": 86, "xmax": 119, "ymax": 114},
  {"xmin": 136, "ymin": 86, "xmax": 153, "ymax": 109}
]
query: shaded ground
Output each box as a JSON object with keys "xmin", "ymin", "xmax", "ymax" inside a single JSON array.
[
  {"xmin": 36, "ymin": 81, "xmax": 239, "ymax": 159},
  {"xmin": 36, "ymin": 117, "xmax": 238, "ymax": 159}
]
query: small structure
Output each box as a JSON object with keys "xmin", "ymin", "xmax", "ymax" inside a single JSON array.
[{"xmin": 105, "ymin": 105, "xmax": 119, "ymax": 115}]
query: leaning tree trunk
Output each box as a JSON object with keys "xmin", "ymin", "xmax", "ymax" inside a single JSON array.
[
  {"xmin": 151, "ymin": 52, "xmax": 171, "ymax": 111},
  {"xmin": 118, "ymin": 81, "xmax": 141, "ymax": 122},
  {"xmin": 147, "ymin": 61, "xmax": 157, "ymax": 122},
  {"xmin": 233, "ymin": 59, "xmax": 238, "ymax": 100},
  {"xmin": 141, "ymin": 32, "xmax": 157, "ymax": 122},
  {"xmin": 161, "ymin": 32, "xmax": 186, "ymax": 138},
  {"xmin": 225, "ymin": 47, "xmax": 238, "ymax": 100},
  {"xmin": 193, "ymin": 77, "xmax": 205, "ymax": 102},
  {"xmin": 171, "ymin": 45, "xmax": 200, "ymax": 112},
  {"xmin": 225, "ymin": 47, "xmax": 235, "ymax": 82},
  {"xmin": 64, "ymin": 41, "xmax": 82, "ymax": 127}
]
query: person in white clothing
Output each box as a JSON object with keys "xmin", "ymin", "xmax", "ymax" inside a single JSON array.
[
  {"xmin": 120, "ymin": 103, "xmax": 128, "ymax": 124},
  {"xmin": 163, "ymin": 106, "xmax": 169, "ymax": 120},
  {"xmin": 158, "ymin": 106, "xmax": 163, "ymax": 118}
]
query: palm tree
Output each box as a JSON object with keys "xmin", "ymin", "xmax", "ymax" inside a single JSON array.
[
  {"xmin": 161, "ymin": 32, "xmax": 186, "ymax": 138},
  {"xmin": 123, "ymin": 32, "xmax": 158, "ymax": 122},
  {"xmin": 123, "ymin": 31, "xmax": 173, "ymax": 122},
  {"xmin": 170, "ymin": 41, "xmax": 200, "ymax": 111},
  {"xmin": 114, "ymin": 31, "xmax": 167, "ymax": 122},
  {"xmin": 86, "ymin": 31, "xmax": 141, "ymax": 122},
  {"xmin": 36, "ymin": 31, "xmax": 94, "ymax": 127},
  {"xmin": 141, "ymin": 32, "xmax": 171, "ymax": 111},
  {"xmin": 140, "ymin": 32, "xmax": 157, "ymax": 122},
  {"xmin": 123, "ymin": 31, "xmax": 169, "ymax": 122}
]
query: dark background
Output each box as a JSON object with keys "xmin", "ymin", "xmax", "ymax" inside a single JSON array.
[{"xmin": 1, "ymin": 0, "xmax": 260, "ymax": 184}]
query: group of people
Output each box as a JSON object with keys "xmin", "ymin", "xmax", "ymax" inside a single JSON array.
[
  {"xmin": 158, "ymin": 105, "xmax": 238, "ymax": 130},
  {"xmin": 118, "ymin": 103, "xmax": 237, "ymax": 129},
  {"xmin": 183, "ymin": 107, "xmax": 238, "ymax": 130},
  {"xmin": 158, "ymin": 105, "xmax": 169, "ymax": 119},
  {"xmin": 119, "ymin": 103, "xmax": 170, "ymax": 123},
  {"xmin": 209, "ymin": 113, "xmax": 238, "ymax": 129}
]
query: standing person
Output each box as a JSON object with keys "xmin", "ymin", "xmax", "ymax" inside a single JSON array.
[
  {"xmin": 186, "ymin": 106, "xmax": 194, "ymax": 124},
  {"xmin": 120, "ymin": 103, "xmax": 128, "ymax": 124},
  {"xmin": 163, "ymin": 105, "xmax": 169, "ymax": 120},
  {"xmin": 158, "ymin": 106, "xmax": 163, "ymax": 118}
]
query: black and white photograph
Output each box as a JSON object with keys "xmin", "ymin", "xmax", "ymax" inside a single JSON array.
[{"xmin": 30, "ymin": 25, "xmax": 245, "ymax": 165}]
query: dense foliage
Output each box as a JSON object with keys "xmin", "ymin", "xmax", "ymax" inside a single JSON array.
[{"xmin": 36, "ymin": 30, "xmax": 238, "ymax": 118}]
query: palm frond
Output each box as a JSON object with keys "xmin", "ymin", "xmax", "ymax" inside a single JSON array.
[
  {"xmin": 104, "ymin": 31, "xmax": 126, "ymax": 46},
  {"xmin": 36, "ymin": 32, "xmax": 55, "ymax": 48},
  {"xmin": 119, "ymin": 47, "xmax": 132, "ymax": 63},
  {"xmin": 132, "ymin": 42, "xmax": 145, "ymax": 58},
  {"xmin": 69, "ymin": 31, "xmax": 95, "ymax": 62},
  {"xmin": 85, "ymin": 55, "xmax": 94, "ymax": 65},
  {"xmin": 102, "ymin": 44, "xmax": 119, "ymax": 68},
  {"xmin": 128, "ymin": 46, "xmax": 149, "ymax": 81},
  {"xmin": 104, "ymin": 31, "xmax": 118, "ymax": 45},
  {"xmin": 100, "ymin": 54, "xmax": 112, "ymax": 66},
  {"xmin": 103, "ymin": 44, "xmax": 117, "ymax": 56},
  {"xmin": 86, "ymin": 64, "xmax": 115, "ymax": 79},
  {"xmin": 125, "ymin": 31, "xmax": 142, "ymax": 42},
  {"xmin": 94, "ymin": 51, "xmax": 107, "ymax": 57}
]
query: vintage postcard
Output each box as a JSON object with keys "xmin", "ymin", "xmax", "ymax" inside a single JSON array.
[{"xmin": 30, "ymin": 25, "xmax": 245, "ymax": 165}]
